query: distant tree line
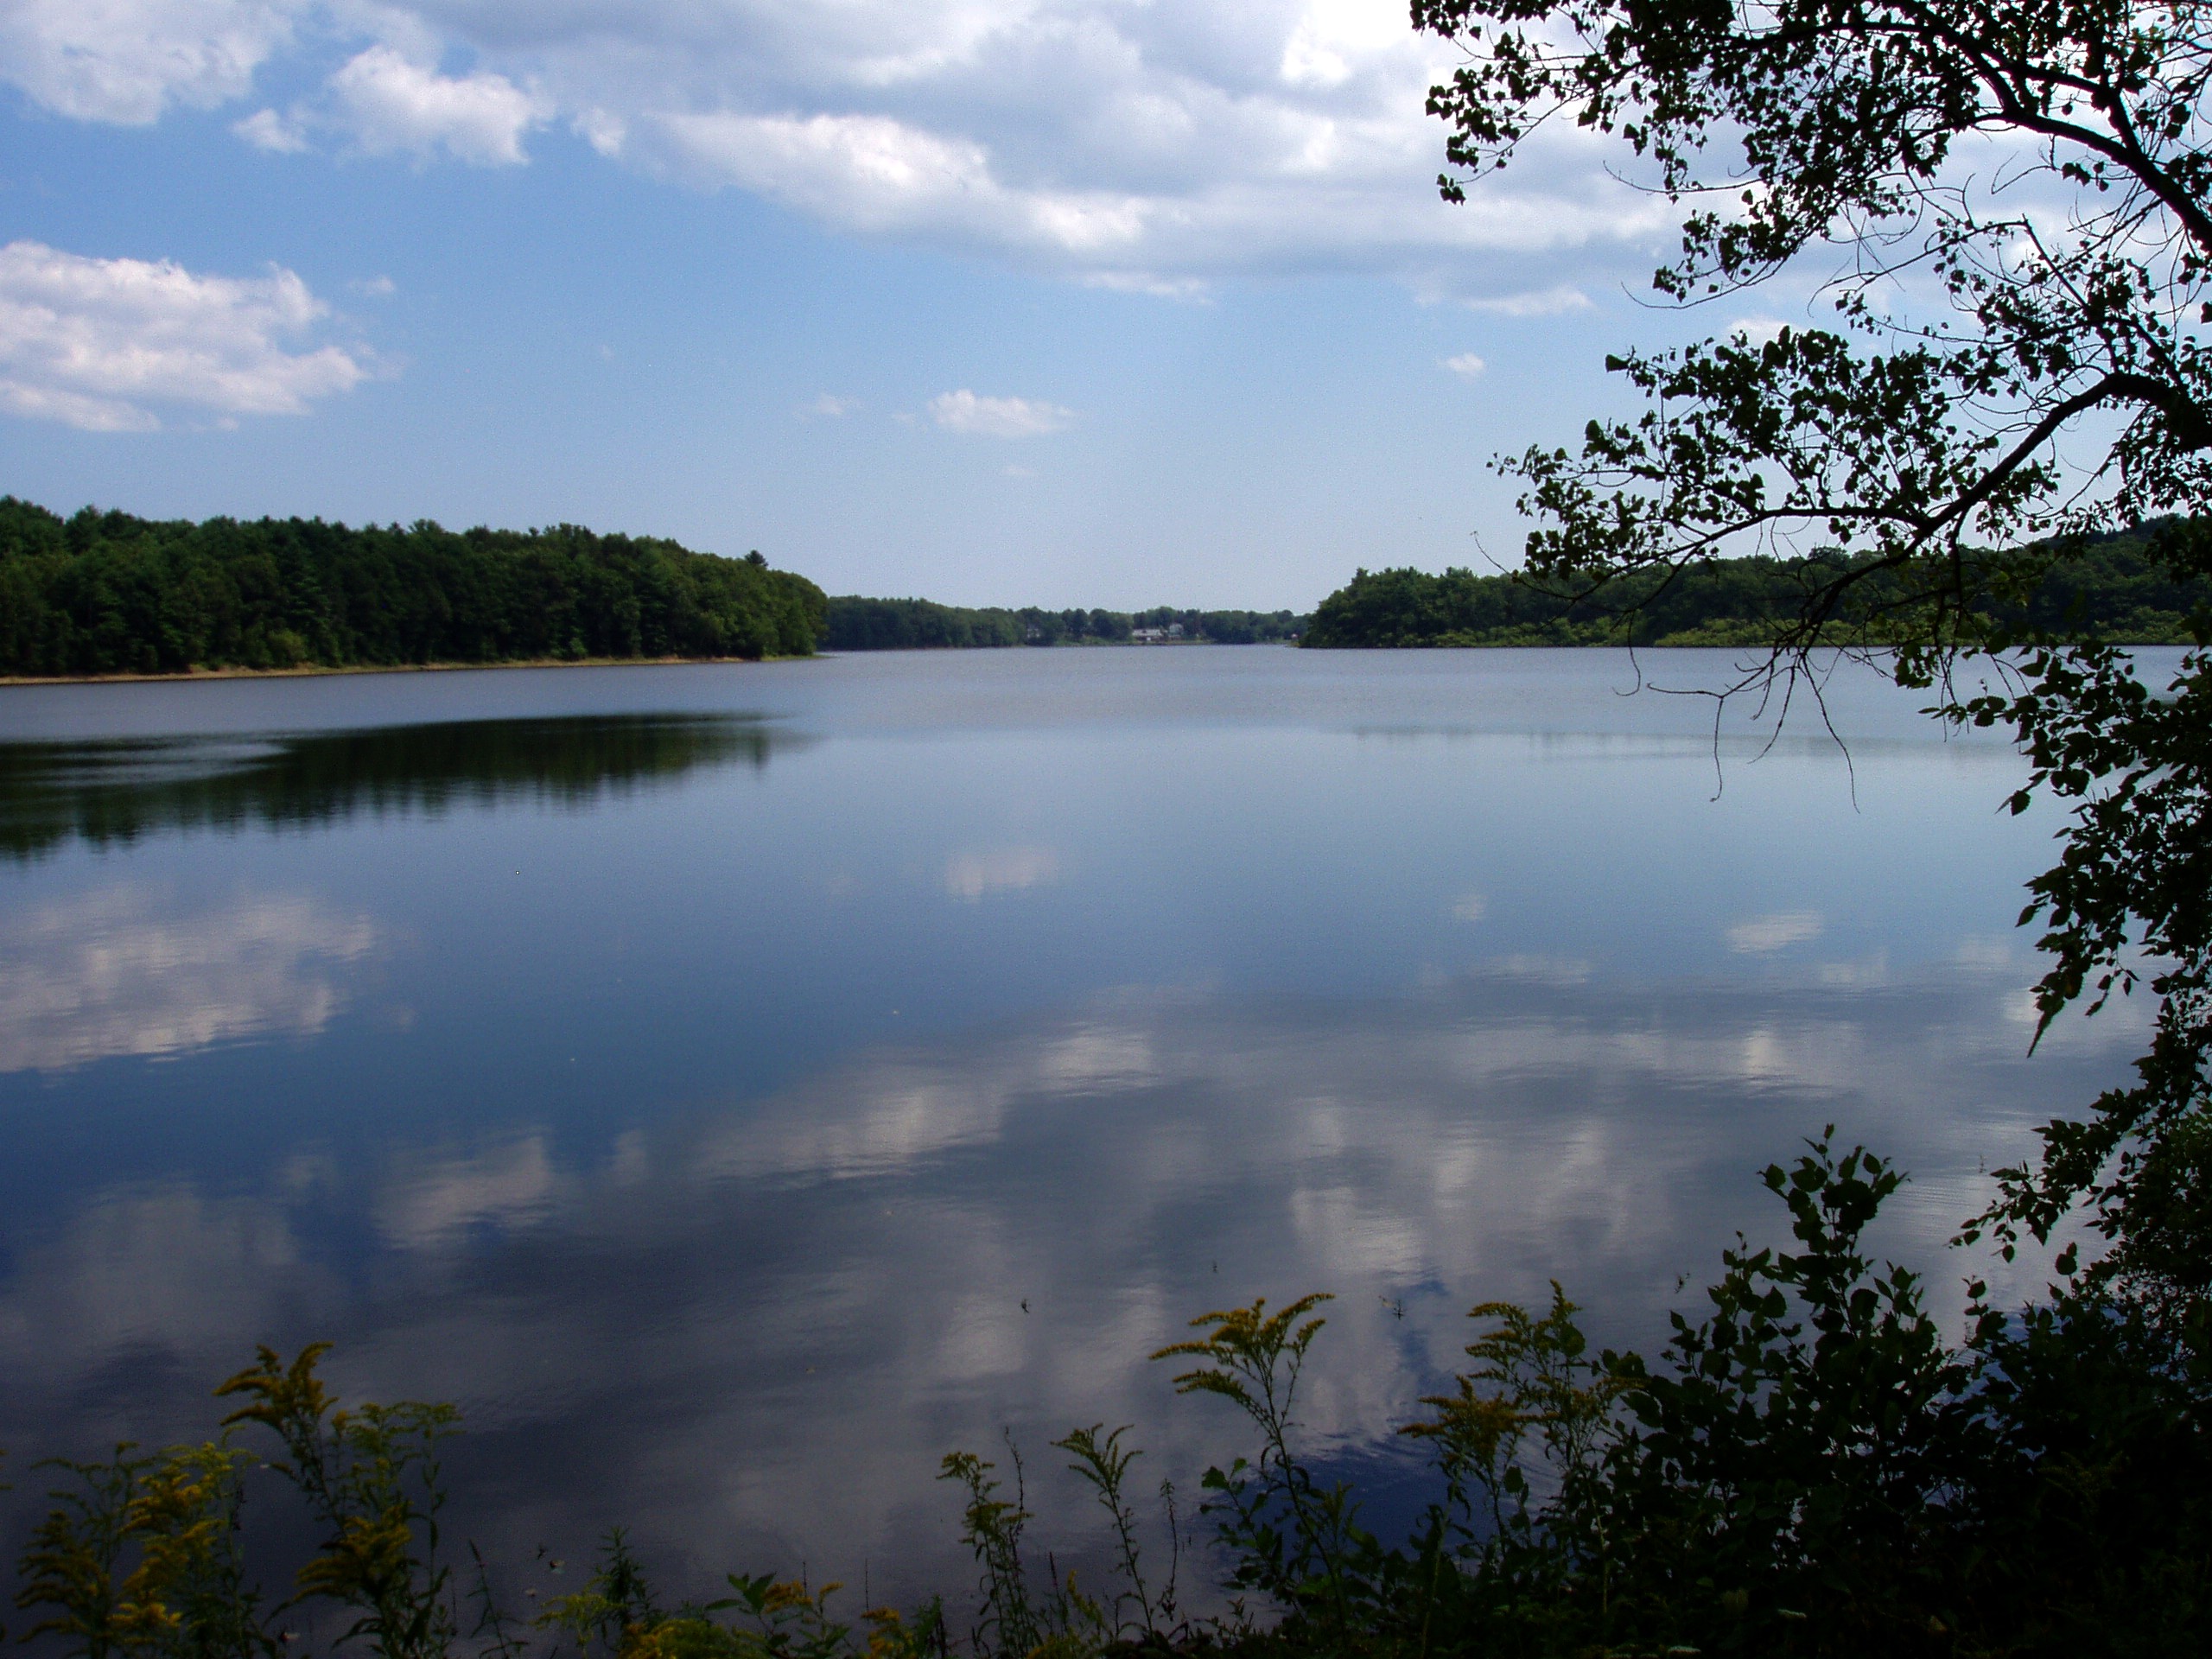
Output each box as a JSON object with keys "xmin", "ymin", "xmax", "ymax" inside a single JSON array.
[
  {"xmin": 823, "ymin": 596, "xmax": 1306, "ymax": 650},
  {"xmin": 1304, "ymin": 528, "xmax": 2212, "ymax": 647},
  {"xmin": 0, "ymin": 498, "xmax": 827, "ymax": 677}
]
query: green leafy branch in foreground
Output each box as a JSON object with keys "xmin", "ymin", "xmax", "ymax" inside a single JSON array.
[
  {"xmin": 1951, "ymin": 636, "xmax": 2212, "ymax": 1316},
  {"xmin": 11, "ymin": 1133, "xmax": 2212, "ymax": 1659}
]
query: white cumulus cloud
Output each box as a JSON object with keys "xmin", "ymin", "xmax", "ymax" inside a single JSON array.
[
  {"xmin": 930, "ymin": 389, "xmax": 1073, "ymax": 437},
  {"xmin": 325, "ymin": 46, "xmax": 545, "ymax": 165},
  {"xmin": 1464, "ymin": 285, "xmax": 1598, "ymax": 316},
  {"xmin": 655, "ymin": 111, "xmax": 1150, "ymax": 255},
  {"xmin": 0, "ymin": 240, "xmax": 370, "ymax": 431},
  {"xmin": 1443, "ymin": 352, "xmax": 1485, "ymax": 379},
  {"xmin": 232, "ymin": 105, "xmax": 308, "ymax": 150},
  {"xmin": 0, "ymin": 0, "xmax": 1678, "ymax": 290},
  {"xmin": 0, "ymin": 0, "xmax": 297, "ymax": 124}
]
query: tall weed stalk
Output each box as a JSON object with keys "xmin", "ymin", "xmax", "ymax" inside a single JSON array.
[{"xmin": 218, "ymin": 1344, "xmax": 458, "ymax": 1659}]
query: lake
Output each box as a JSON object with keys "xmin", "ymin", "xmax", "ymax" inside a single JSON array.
[{"xmin": 0, "ymin": 646, "xmax": 2144, "ymax": 1613}]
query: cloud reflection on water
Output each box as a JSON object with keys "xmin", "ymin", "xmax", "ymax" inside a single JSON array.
[
  {"xmin": 0, "ymin": 947, "xmax": 2140, "ymax": 1603},
  {"xmin": 375, "ymin": 1135, "xmax": 570, "ymax": 1250},
  {"xmin": 0, "ymin": 887, "xmax": 378, "ymax": 1071},
  {"xmin": 1726, "ymin": 910, "xmax": 1826, "ymax": 954},
  {"xmin": 942, "ymin": 845, "xmax": 1062, "ymax": 901}
]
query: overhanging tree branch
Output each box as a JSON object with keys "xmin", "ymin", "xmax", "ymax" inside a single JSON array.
[{"xmin": 1417, "ymin": 0, "xmax": 2212, "ymax": 1287}]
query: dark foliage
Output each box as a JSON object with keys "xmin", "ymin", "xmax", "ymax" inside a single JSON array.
[
  {"xmin": 1144, "ymin": 1140, "xmax": 2212, "ymax": 1658},
  {"xmin": 1305, "ymin": 530, "xmax": 2212, "ymax": 648},
  {"xmin": 1949, "ymin": 632, "xmax": 2212, "ymax": 1322},
  {"xmin": 0, "ymin": 499, "xmax": 825, "ymax": 677},
  {"xmin": 823, "ymin": 599, "xmax": 1031, "ymax": 650}
]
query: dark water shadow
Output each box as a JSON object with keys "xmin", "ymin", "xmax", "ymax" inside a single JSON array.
[{"xmin": 0, "ymin": 714, "xmax": 802, "ymax": 861}]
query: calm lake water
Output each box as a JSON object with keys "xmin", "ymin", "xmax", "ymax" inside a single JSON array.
[{"xmin": 0, "ymin": 647, "xmax": 2147, "ymax": 1609}]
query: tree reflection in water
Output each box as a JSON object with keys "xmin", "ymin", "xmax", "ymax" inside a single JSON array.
[{"xmin": 0, "ymin": 714, "xmax": 795, "ymax": 861}]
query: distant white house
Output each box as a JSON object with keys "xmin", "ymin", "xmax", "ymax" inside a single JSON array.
[{"xmin": 1131, "ymin": 623, "xmax": 1186, "ymax": 644}]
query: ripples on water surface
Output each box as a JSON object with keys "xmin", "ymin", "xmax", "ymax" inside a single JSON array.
[{"xmin": 0, "ymin": 648, "xmax": 2151, "ymax": 1604}]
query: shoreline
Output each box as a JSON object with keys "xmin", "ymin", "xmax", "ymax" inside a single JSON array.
[
  {"xmin": 20, "ymin": 639, "xmax": 2182, "ymax": 690},
  {"xmin": 0, "ymin": 643, "xmax": 1288, "ymax": 686},
  {"xmin": 0, "ymin": 653, "xmax": 812, "ymax": 689}
]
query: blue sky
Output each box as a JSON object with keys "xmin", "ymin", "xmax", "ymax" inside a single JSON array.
[{"xmin": 0, "ymin": 0, "xmax": 1719, "ymax": 609}]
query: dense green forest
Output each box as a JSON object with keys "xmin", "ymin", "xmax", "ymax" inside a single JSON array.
[
  {"xmin": 13, "ymin": 493, "xmax": 2198, "ymax": 673},
  {"xmin": 1304, "ymin": 530, "xmax": 2212, "ymax": 647},
  {"xmin": 823, "ymin": 596, "xmax": 1306, "ymax": 649},
  {"xmin": 0, "ymin": 499, "xmax": 826, "ymax": 677}
]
